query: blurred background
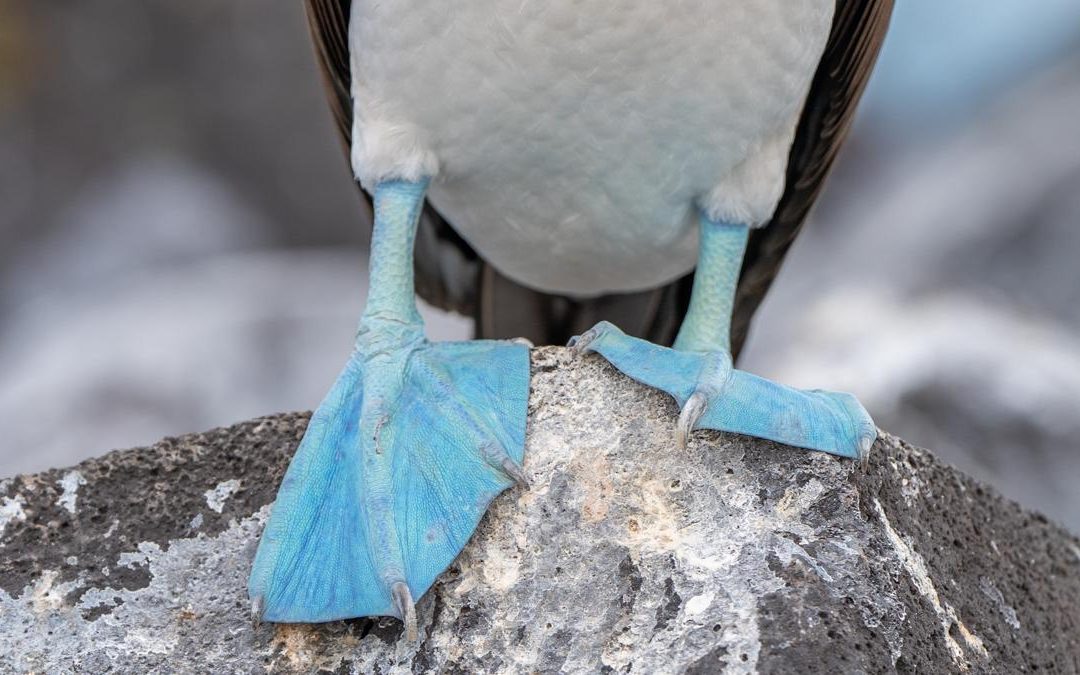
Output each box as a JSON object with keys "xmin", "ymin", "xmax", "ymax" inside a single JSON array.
[{"xmin": 2, "ymin": 3, "xmax": 1079, "ymax": 530}]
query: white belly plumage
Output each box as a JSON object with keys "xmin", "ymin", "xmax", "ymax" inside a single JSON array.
[{"xmin": 349, "ymin": 0, "xmax": 833, "ymax": 296}]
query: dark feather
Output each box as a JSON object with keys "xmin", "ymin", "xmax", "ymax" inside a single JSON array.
[
  {"xmin": 729, "ymin": 0, "xmax": 894, "ymax": 357},
  {"xmin": 303, "ymin": 0, "xmax": 352, "ymax": 148}
]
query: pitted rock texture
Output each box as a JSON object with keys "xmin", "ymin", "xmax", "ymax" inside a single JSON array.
[{"xmin": 2, "ymin": 347, "xmax": 1079, "ymax": 674}]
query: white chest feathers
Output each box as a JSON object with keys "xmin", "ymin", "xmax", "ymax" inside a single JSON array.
[{"xmin": 349, "ymin": 0, "xmax": 834, "ymax": 296}]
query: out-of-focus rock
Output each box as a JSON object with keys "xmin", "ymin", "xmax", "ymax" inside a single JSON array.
[
  {"xmin": 0, "ymin": 248, "xmax": 469, "ymax": 476},
  {"xmin": 769, "ymin": 292, "xmax": 1080, "ymax": 532},
  {"xmin": 746, "ymin": 53, "xmax": 1080, "ymax": 533},
  {"xmin": 2, "ymin": 348, "xmax": 1078, "ymax": 673}
]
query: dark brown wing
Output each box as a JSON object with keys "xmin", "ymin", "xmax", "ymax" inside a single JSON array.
[
  {"xmin": 304, "ymin": 1, "xmax": 353, "ymax": 148},
  {"xmin": 304, "ymin": 0, "xmax": 481, "ymax": 316},
  {"xmin": 729, "ymin": 0, "xmax": 894, "ymax": 358}
]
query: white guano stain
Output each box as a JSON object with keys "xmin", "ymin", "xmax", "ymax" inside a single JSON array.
[
  {"xmin": 57, "ymin": 471, "xmax": 86, "ymax": 515},
  {"xmin": 478, "ymin": 539, "xmax": 521, "ymax": 593},
  {"xmin": 874, "ymin": 499, "xmax": 988, "ymax": 669},
  {"xmin": 0, "ymin": 506, "xmax": 275, "ymax": 670},
  {"xmin": 684, "ymin": 592, "xmax": 714, "ymax": 617},
  {"xmin": 1, "ymin": 495, "xmax": 27, "ymax": 538},
  {"xmin": 30, "ymin": 570, "xmax": 75, "ymax": 613},
  {"xmin": 666, "ymin": 463, "xmax": 838, "ymax": 674},
  {"xmin": 979, "ymin": 577, "xmax": 1020, "ymax": 631},
  {"xmin": 118, "ymin": 541, "xmax": 164, "ymax": 569},
  {"xmin": 204, "ymin": 479, "xmax": 241, "ymax": 514}
]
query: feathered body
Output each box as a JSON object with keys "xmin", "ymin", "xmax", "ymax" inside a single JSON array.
[
  {"xmin": 306, "ymin": 0, "xmax": 892, "ymax": 351},
  {"xmin": 350, "ymin": 0, "xmax": 832, "ymax": 295}
]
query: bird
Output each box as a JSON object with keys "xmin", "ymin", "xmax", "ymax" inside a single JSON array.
[{"xmin": 248, "ymin": 0, "xmax": 893, "ymax": 638}]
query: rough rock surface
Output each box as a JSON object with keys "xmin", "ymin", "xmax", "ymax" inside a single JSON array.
[{"xmin": 2, "ymin": 347, "xmax": 1079, "ymax": 674}]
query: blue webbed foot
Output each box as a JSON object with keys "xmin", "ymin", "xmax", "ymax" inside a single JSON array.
[
  {"xmin": 249, "ymin": 179, "xmax": 530, "ymax": 637},
  {"xmin": 248, "ymin": 328, "xmax": 529, "ymax": 634},
  {"xmin": 570, "ymin": 321, "xmax": 875, "ymax": 459}
]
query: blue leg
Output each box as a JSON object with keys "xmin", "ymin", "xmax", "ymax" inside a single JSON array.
[
  {"xmin": 249, "ymin": 179, "xmax": 529, "ymax": 637},
  {"xmin": 570, "ymin": 214, "xmax": 875, "ymax": 459}
]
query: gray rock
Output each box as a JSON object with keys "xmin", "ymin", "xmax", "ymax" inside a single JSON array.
[{"xmin": 2, "ymin": 348, "xmax": 1078, "ymax": 673}]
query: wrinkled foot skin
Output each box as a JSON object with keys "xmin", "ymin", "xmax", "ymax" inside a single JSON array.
[
  {"xmin": 570, "ymin": 321, "xmax": 875, "ymax": 459},
  {"xmin": 249, "ymin": 326, "xmax": 529, "ymax": 636}
]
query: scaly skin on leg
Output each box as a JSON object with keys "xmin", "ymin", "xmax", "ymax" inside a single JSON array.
[
  {"xmin": 249, "ymin": 180, "xmax": 530, "ymax": 637},
  {"xmin": 571, "ymin": 213, "xmax": 876, "ymax": 459},
  {"xmin": 672, "ymin": 220, "xmax": 749, "ymax": 354}
]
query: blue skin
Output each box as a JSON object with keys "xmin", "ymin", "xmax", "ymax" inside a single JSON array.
[
  {"xmin": 249, "ymin": 179, "xmax": 529, "ymax": 637},
  {"xmin": 249, "ymin": 180, "xmax": 874, "ymax": 635},
  {"xmin": 570, "ymin": 214, "xmax": 876, "ymax": 459}
]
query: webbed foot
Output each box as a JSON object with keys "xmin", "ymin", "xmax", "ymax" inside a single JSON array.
[
  {"xmin": 248, "ymin": 179, "xmax": 530, "ymax": 634},
  {"xmin": 570, "ymin": 321, "xmax": 875, "ymax": 459},
  {"xmin": 249, "ymin": 329, "xmax": 529, "ymax": 628}
]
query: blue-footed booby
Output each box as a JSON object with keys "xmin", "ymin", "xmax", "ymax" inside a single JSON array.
[{"xmin": 249, "ymin": 0, "xmax": 893, "ymax": 636}]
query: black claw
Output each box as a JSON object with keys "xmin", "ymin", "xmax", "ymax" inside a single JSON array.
[
  {"xmin": 857, "ymin": 428, "xmax": 876, "ymax": 468},
  {"xmin": 501, "ymin": 457, "xmax": 530, "ymax": 488},
  {"xmin": 567, "ymin": 327, "xmax": 599, "ymax": 353},
  {"xmin": 250, "ymin": 595, "xmax": 265, "ymax": 628},
  {"xmin": 677, "ymin": 391, "xmax": 708, "ymax": 450},
  {"xmin": 481, "ymin": 442, "xmax": 529, "ymax": 487},
  {"xmin": 391, "ymin": 581, "xmax": 418, "ymax": 642}
]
